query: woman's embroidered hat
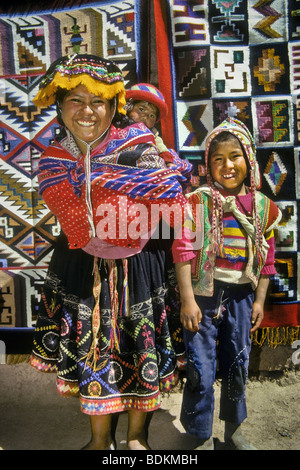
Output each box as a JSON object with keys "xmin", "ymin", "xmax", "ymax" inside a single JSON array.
[
  {"xmin": 125, "ymin": 83, "xmax": 168, "ymax": 121},
  {"xmin": 33, "ymin": 54, "xmax": 126, "ymax": 114},
  {"xmin": 205, "ymin": 117, "xmax": 261, "ymax": 189}
]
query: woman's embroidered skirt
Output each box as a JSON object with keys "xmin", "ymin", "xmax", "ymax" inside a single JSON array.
[{"xmin": 30, "ymin": 233, "xmax": 183, "ymax": 415}]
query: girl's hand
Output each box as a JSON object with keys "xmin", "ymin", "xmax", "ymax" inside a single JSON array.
[
  {"xmin": 250, "ymin": 300, "xmax": 264, "ymax": 334},
  {"xmin": 180, "ymin": 299, "xmax": 202, "ymax": 332},
  {"xmin": 251, "ymin": 275, "xmax": 269, "ymax": 334},
  {"xmin": 175, "ymin": 261, "xmax": 201, "ymax": 332}
]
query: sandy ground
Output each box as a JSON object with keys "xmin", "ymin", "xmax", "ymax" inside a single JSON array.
[{"xmin": 0, "ymin": 362, "xmax": 299, "ymax": 451}]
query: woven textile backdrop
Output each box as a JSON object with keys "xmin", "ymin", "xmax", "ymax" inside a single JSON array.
[
  {"xmin": 0, "ymin": 0, "xmax": 299, "ymax": 347},
  {"xmin": 0, "ymin": 0, "xmax": 138, "ymax": 329}
]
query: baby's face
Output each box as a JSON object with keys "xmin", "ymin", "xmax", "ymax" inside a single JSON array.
[{"xmin": 128, "ymin": 100, "xmax": 158, "ymax": 129}]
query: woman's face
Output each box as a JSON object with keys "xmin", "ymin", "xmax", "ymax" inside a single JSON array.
[{"xmin": 60, "ymin": 85, "xmax": 114, "ymax": 152}]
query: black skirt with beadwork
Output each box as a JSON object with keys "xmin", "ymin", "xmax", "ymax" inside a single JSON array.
[{"xmin": 30, "ymin": 231, "xmax": 183, "ymax": 415}]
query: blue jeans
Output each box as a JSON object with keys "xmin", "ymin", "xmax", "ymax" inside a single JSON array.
[{"xmin": 180, "ymin": 280, "xmax": 254, "ymax": 440}]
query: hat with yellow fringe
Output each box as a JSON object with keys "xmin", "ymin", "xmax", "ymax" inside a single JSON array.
[{"xmin": 33, "ymin": 54, "xmax": 126, "ymax": 115}]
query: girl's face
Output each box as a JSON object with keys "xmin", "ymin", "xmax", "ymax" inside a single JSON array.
[
  {"xmin": 61, "ymin": 85, "xmax": 113, "ymax": 152},
  {"xmin": 128, "ymin": 100, "xmax": 158, "ymax": 129},
  {"xmin": 209, "ymin": 138, "xmax": 248, "ymax": 195}
]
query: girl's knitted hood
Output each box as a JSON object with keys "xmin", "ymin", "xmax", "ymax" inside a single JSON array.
[{"xmin": 203, "ymin": 118, "xmax": 264, "ymax": 266}]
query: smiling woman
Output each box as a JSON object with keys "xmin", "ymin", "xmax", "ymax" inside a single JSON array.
[{"xmin": 30, "ymin": 54, "xmax": 188, "ymax": 451}]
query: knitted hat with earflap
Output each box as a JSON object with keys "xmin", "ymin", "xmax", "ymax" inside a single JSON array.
[
  {"xmin": 125, "ymin": 83, "xmax": 168, "ymax": 121},
  {"xmin": 205, "ymin": 117, "xmax": 264, "ymax": 267}
]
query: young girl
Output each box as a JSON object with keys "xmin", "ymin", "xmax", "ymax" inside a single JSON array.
[{"xmin": 173, "ymin": 118, "xmax": 281, "ymax": 450}]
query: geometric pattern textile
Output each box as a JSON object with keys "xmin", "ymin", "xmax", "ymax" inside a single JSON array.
[
  {"xmin": 162, "ymin": 0, "xmax": 300, "ymax": 333},
  {"xmin": 0, "ymin": 1, "xmax": 137, "ymax": 327}
]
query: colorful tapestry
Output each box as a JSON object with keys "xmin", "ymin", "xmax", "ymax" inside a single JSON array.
[
  {"xmin": 0, "ymin": 0, "xmax": 299, "ymax": 347},
  {"xmin": 153, "ymin": 0, "xmax": 300, "ymax": 345}
]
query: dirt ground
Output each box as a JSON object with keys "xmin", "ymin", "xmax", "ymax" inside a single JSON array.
[{"xmin": 0, "ymin": 361, "xmax": 299, "ymax": 451}]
